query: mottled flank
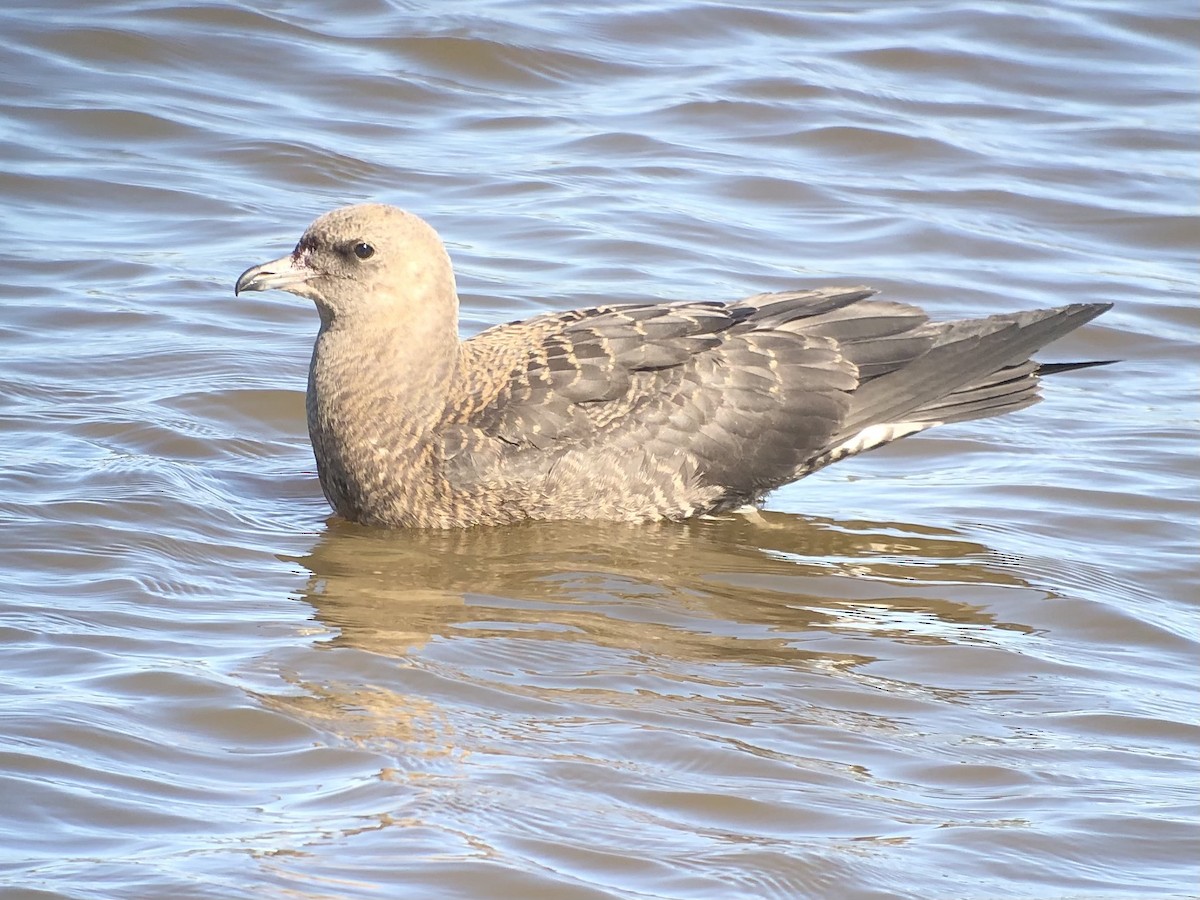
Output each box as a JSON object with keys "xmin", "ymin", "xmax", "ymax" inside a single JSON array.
[{"xmin": 235, "ymin": 204, "xmax": 1111, "ymax": 528}]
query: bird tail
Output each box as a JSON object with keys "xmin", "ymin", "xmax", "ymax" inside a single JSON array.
[
  {"xmin": 1036, "ymin": 359, "xmax": 1119, "ymax": 376},
  {"xmin": 834, "ymin": 302, "xmax": 1112, "ymax": 438}
]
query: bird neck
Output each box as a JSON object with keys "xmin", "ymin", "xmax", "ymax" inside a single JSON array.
[
  {"xmin": 311, "ymin": 309, "xmax": 458, "ymax": 424},
  {"xmin": 306, "ymin": 311, "xmax": 460, "ymax": 523}
]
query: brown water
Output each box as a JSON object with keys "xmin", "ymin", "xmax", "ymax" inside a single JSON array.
[{"xmin": 1, "ymin": 2, "xmax": 1196, "ymax": 898}]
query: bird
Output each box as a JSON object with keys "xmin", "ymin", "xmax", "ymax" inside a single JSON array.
[{"xmin": 235, "ymin": 203, "xmax": 1111, "ymax": 529}]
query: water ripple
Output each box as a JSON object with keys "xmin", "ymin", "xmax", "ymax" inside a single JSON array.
[{"xmin": 0, "ymin": 1, "xmax": 1195, "ymax": 898}]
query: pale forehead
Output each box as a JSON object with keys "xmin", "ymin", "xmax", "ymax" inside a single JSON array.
[{"xmin": 303, "ymin": 204, "xmax": 436, "ymax": 244}]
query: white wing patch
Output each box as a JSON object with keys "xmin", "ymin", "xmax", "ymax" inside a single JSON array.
[{"xmin": 806, "ymin": 420, "xmax": 938, "ymax": 474}]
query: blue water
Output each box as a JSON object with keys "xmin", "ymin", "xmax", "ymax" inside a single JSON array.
[{"xmin": 0, "ymin": 2, "xmax": 1196, "ymax": 898}]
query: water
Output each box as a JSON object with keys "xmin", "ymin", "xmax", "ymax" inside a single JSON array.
[{"xmin": 1, "ymin": 1, "xmax": 1196, "ymax": 898}]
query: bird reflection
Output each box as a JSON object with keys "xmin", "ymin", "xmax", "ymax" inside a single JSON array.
[{"xmin": 284, "ymin": 511, "xmax": 1041, "ymax": 661}]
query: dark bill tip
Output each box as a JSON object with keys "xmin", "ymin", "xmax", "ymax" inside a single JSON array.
[
  {"xmin": 234, "ymin": 254, "xmax": 313, "ymax": 296},
  {"xmin": 234, "ymin": 263, "xmax": 267, "ymax": 295}
]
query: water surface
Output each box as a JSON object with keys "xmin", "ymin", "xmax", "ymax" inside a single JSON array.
[{"xmin": 0, "ymin": 2, "xmax": 1196, "ymax": 898}]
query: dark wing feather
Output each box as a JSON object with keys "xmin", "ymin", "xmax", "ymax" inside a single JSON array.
[{"xmin": 444, "ymin": 289, "xmax": 877, "ymax": 502}]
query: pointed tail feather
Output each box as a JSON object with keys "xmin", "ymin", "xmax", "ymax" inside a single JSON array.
[{"xmin": 1036, "ymin": 358, "xmax": 1119, "ymax": 376}]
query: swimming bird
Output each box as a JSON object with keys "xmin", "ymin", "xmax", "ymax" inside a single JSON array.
[{"xmin": 235, "ymin": 203, "xmax": 1111, "ymax": 528}]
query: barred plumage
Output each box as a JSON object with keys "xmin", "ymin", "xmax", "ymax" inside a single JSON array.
[{"xmin": 235, "ymin": 203, "xmax": 1112, "ymax": 528}]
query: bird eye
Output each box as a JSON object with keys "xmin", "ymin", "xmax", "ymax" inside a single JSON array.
[{"xmin": 352, "ymin": 242, "xmax": 375, "ymax": 260}]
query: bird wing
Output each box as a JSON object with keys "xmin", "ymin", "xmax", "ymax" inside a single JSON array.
[{"xmin": 442, "ymin": 288, "xmax": 911, "ymax": 503}]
